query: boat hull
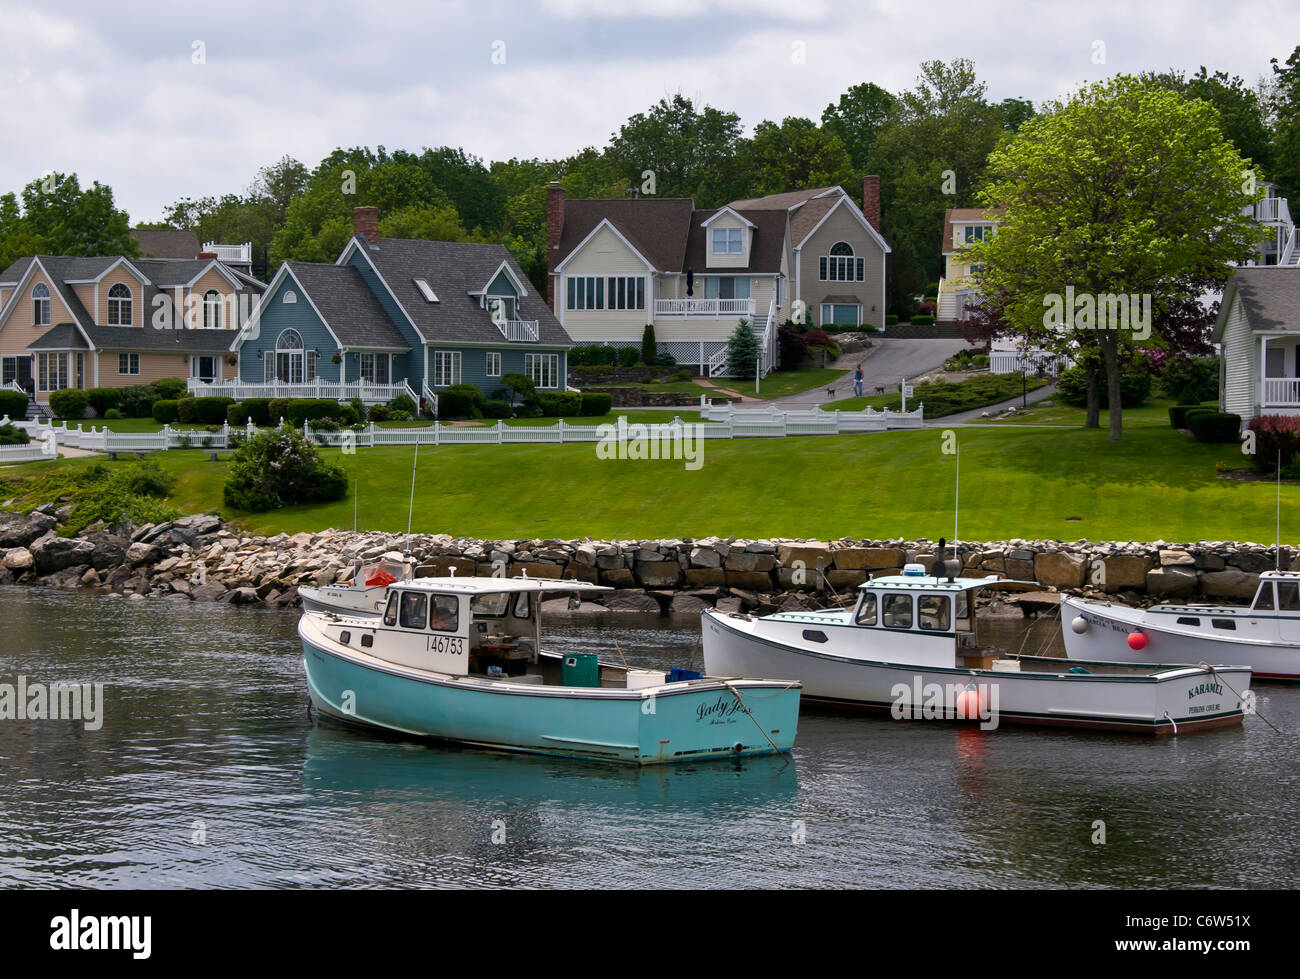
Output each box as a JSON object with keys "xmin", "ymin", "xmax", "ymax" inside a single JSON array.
[
  {"xmin": 301, "ymin": 619, "xmax": 801, "ymax": 765},
  {"xmin": 1062, "ymin": 596, "xmax": 1300, "ymax": 682},
  {"xmin": 299, "ymin": 585, "xmax": 387, "ymax": 618},
  {"xmin": 702, "ymin": 610, "xmax": 1248, "ymax": 736}
]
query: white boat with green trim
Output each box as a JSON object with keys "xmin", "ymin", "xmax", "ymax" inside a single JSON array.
[
  {"xmin": 702, "ymin": 557, "xmax": 1252, "ymax": 736},
  {"xmin": 300, "ymin": 576, "xmax": 801, "ymax": 765}
]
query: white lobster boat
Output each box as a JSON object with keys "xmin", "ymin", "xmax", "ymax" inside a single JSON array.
[
  {"xmin": 299, "ymin": 556, "xmax": 415, "ymax": 617},
  {"xmin": 702, "ymin": 558, "xmax": 1253, "ymax": 736},
  {"xmin": 1063, "ymin": 570, "xmax": 1300, "ymax": 682}
]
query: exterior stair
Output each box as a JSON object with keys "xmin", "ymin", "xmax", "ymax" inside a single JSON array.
[{"xmin": 25, "ymin": 398, "xmax": 51, "ymax": 421}]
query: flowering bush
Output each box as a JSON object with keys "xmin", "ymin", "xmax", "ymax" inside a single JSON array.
[
  {"xmin": 1247, "ymin": 414, "xmax": 1300, "ymax": 472},
  {"xmin": 222, "ymin": 425, "xmax": 347, "ymax": 512}
]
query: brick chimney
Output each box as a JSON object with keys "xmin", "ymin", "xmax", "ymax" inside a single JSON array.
[
  {"xmin": 353, "ymin": 206, "xmax": 379, "ymax": 246},
  {"xmin": 862, "ymin": 175, "xmax": 881, "ymax": 233},
  {"xmin": 197, "ymin": 251, "xmax": 218, "ymax": 260},
  {"xmin": 546, "ymin": 182, "xmax": 565, "ymax": 309}
]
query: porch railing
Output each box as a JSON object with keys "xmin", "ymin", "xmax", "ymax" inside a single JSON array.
[
  {"xmin": 1262, "ymin": 377, "xmax": 1300, "ymax": 407},
  {"xmin": 654, "ymin": 298, "xmax": 755, "ymax": 318},
  {"xmin": 186, "ymin": 377, "xmax": 413, "ymax": 405},
  {"xmin": 496, "ymin": 319, "xmax": 539, "ymax": 342}
]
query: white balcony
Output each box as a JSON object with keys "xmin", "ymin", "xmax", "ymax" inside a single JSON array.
[
  {"xmin": 1262, "ymin": 377, "xmax": 1300, "ymax": 407},
  {"xmin": 654, "ymin": 298, "xmax": 755, "ymax": 318},
  {"xmin": 1244, "ymin": 197, "xmax": 1292, "ymax": 226},
  {"xmin": 203, "ymin": 241, "xmax": 252, "ymax": 263},
  {"xmin": 497, "ymin": 319, "xmax": 539, "ymax": 342}
]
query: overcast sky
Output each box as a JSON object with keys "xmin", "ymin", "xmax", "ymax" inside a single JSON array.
[{"xmin": 2, "ymin": 0, "xmax": 1296, "ymax": 222}]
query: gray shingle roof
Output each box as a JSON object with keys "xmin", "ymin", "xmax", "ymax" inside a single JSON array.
[
  {"xmin": 361, "ymin": 237, "xmax": 572, "ymax": 346},
  {"xmin": 26, "ymin": 324, "xmax": 89, "ymax": 351},
  {"xmin": 1228, "ymin": 267, "xmax": 1300, "ymax": 333},
  {"xmin": 28, "ymin": 321, "xmax": 240, "ymax": 354},
  {"xmin": 130, "ymin": 228, "xmax": 200, "ymax": 259},
  {"xmin": 287, "ymin": 262, "xmax": 410, "ymax": 350}
]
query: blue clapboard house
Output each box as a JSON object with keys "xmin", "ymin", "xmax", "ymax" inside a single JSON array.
[{"xmin": 225, "ymin": 207, "xmax": 573, "ymax": 410}]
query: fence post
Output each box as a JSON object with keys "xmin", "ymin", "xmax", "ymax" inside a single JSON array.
[
  {"xmin": 497, "ymin": 420, "xmax": 504, "ymax": 444},
  {"xmin": 557, "ymin": 418, "xmax": 565, "ymax": 444}
]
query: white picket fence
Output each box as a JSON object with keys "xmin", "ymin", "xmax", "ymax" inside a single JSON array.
[
  {"xmin": 1, "ymin": 397, "xmax": 925, "ymax": 458},
  {"xmin": 0, "ymin": 441, "xmax": 56, "ymax": 463}
]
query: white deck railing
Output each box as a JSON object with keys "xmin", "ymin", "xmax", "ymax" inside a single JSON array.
[
  {"xmin": 1262, "ymin": 377, "xmax": 1300, "ymax": 407},
  {"xmin": 186, "ymin": 377, "xmax": 417, "ymax": 405},
  {"xmin": 654, "ymin": 298, "xmax": 755, "ymax": 318},
  {"xmin": 202, "ymin": 241, "xmax": 252, "ymax": 263},
  {"xmin": 496, "ymin": 319, "xmax": 540, "ymax": 342},
  {"xmin": 421, "ymin": 381, "xmax": 439, "ymax": 419}
]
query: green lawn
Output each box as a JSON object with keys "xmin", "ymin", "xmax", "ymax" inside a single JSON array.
[
  {"xmin": 592, "ymin": 381, "xmax": 713, "ymax": 396},
  {"xmin": 74, "ymin": 410, "xmax": 708, "ymax": 434},
  {"xmin": 751, "ymin": 368, "xmax": 846, "ymax": 400},
  {"xmin": 5, "ymin": 410, "xmax": 1294, "ymax": 542},
  {"xmin": 834, "ymin": 375, "xmax": 1051, "ymax": 416},
  {"xmin": 985, "ymin": 398, "xmax": 1179, "ymax": 427}
]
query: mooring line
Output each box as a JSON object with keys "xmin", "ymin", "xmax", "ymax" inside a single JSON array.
[
  {"xmin": 1199, "ymin": 663, "xmax": 1281, "ymax": 734},
  {"xmin": 722, "ymin": 681, "xmax": 788, "ymax": 756}
]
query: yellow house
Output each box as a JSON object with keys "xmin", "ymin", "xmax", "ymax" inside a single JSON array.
[{"xmin": 937, "ymin": 207, "xmax": 1004, "ymax": 322}]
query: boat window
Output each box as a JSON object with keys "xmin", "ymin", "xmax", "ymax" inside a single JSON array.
[
  {"xmin": 1211, "ymin": 619, "xmax": 1236, "ymax": 631},
  {"xmin": 340, "ymin": 631, "xmax": 351, "ymax": 645},
  {"xmin": 1176, "ymin": 617, "xmax": 1201, "ymax": 626},
  {"xmin": 1278, "ymin": 582, "xmax": 1300, "ymax": 611},
  {"xmin": 430, "ymin": 595, "xmax": 459, "ymax": 632},
  {"xmin": 882, "ymin": 594, "xmax": 913, "ymax": 629},
  {"xmin": 470, "ymin": 593, "xmax": 510, "ymax": 617},
  {"xmin": 361, "ymin": 634, "xmax": 373, "ymax": 648},
  {"xmin": 802, "ymin": 630, "xmax": 828, "ymax": 643},
  {"xmin": 855, "ymin": 593, "xmax": 877, "ymax": 626},
  {"xmin": 918, "ymin": 595, "xmax": 951, "ymax": 631},
  {"xmin": 382, "ymin": 593, "xmax": 399, "ymax": 627},
  {"xmin": 513, "ymin": 592, "xmax": 531, "ymax": 620},
  {"xmin": 1253, "ymin": 584, "xmax": 1276, "ymax": 611},
  {"xmin": 399, "ymin": 592, "xmax": 428, "ymax": 629}
]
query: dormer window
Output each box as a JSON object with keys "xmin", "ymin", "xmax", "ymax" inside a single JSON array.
[
  {"xmin": 108, "ymin": 283, "xmax": 132, "ymax": 325},
  {"xmin": 964, "ymin": 224, "xmax": 993, "ymax": 243},
  {"xmin": 203, "ymin": 290, "xmax": 222, "ymax": 329},
  {"xmin": 485, "ymin": 296, "xmax": 515, "ymax": 322},
  {"xmin": 415, "ymin": 279, "xmax": 438, "ymax": 302},
  {"xmin": 712, "ymin": 227, "xmax": 743, "ymax": 254}
]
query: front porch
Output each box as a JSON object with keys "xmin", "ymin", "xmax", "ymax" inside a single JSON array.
[
  {"xmin": 1259, "ymin": 335, "xmax": 1300, "ymax": 411},
  {"xmin": 654, "ymin": 298, "xmax": 755, "ymax": 318},
  {"xmin": 187, "ymin": 377, "xmax": 418, "ymax": 405}
]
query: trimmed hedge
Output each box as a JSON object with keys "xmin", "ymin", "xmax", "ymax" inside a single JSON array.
[
  {"xmin": 268, "ymin": 399, "xmax": 290, "ymax": 424},
  {"xmin": 481, "ymin": 400, "xmax": 513, "ymax": 419},
  {"xmin": 0, "ymin": 390, "xmax": 28, "ymax": 420},
  {"xmin": 191, "ymin": 396, "xmax": 234, "ymax": 425},
  {"xmin": 118, "ymin": 385, "xmax": 158, "ymax": 418},
  {"xmin": 538, "ymin": 391, "xmax": 583, "ymax": 417},
  {"xmin": 886, "ymin": 314, "xmax": 899, "ymax": 326},
  {"xmin": 227, "ymin": 403, "xmax": 250, "ymax": 426},
  {"xmin": 580, "ymin": 392, "xmax": 612, "ymax": 416},
  {"xmin": 241, "ymin": 398, "xmax": 272, "ymax": 426},
  {"xmin": 285, "ymin": 399, "xmax": 346, "ymax": 425},
  {"xmin": 1187, "ymin": 411, "xmax": 1242, "ymax": 444},
  {"xmin": 436, "ymin": 383, "xmax": 484, "ymax": 419},
  {"xmin": 152, "ymin": 399, "xmax": 179, "ymax": 424},
  {"xmin": 909, "ymin": 315, "xmax": 936, "ymax": 326},
  {"xmin": 152, "ymin": 377, "xmax": 188, "ymax": 401},
  {"xmin": 389, "ymin": 393, "xmax": 416, "ymax": 415},
  {"xmin": 0, "ymin": 422, "xmax": 30, "ymax": 445},
  {"xmin": 176, "ymin": 398, "xmax": 198, "ymax": 423},
  {"xmin": 1169, "ymin": 402, "xmax": 1216, "ymax": 429},
  {"xmin": 617, "ymin": 347, "xmax": 639, "ymax": 367},
  {"xmin": 48, "ymin": 388, "xmax": 88, "ymax": 420},
  {"xmin": 86, "ymin": 387, "xmax": 122, "ymax": 416}
]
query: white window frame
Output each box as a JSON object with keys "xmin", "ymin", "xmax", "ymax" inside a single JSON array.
[
  {"xmin": 414, "ymin": 279, "xmax": 439, "ymax": 302},
  {"xmin": 191, "ymin": 355, "xmax": 217, "ymax": 383},
  {"xmin": 605, "ymin": 275, "xmax": 645, "ymax": 311},
  {"xmin": 963, "ymin": 224, "xmax": 993, "ymax": 244},
  {"xmin": 37, "ymin": 352, "xmax": 68, "ymax": 392},
  {"xmin": 433, "ymin": 350, "xmax": 462, "ymax": 387},
  {"xmin": 118, "ymin": 353, "xmax": 140, "ymax": 375},
  {"xmin": 712, "ymin": 227, "xmax": 742, "ymax": 254},
  {"xmin": 358, "ymin": 353, "xmax": 391, "ymax": 385},
  {"xmin": 524, "ymin": 353, "xmax": 559, "ymax": 390},
  {"xmin": 107, "ymin": 283, "xmax": 132, "ymax": 326},
  {"xmin": 32, "ymin": 283, "xmax": 50, "ymax": 326},
  {"xmin": 283, "ymin": 290, "xmax": 297, "ymax": 304},
  {"xmin": 486, "ymin": 351, "xmax": 501, "ymax": 377},
  {"xmin": 203, "ymin": 290, "xmax": 222, "ymax": 329},
  {"xmin": 819, "ymin": 242, "xmax": 864, "ymax": 282},
  {"xmin": 820, "ymin": 303, "xmax": 862, "ymax": 327}
]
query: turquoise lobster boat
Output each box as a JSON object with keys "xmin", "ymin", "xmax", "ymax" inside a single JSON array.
[{"xmin": 300, "ymin": 576, "xmax": 801, "ymax": 765}]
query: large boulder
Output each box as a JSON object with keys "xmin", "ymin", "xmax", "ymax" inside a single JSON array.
[
  {"xmin": 1034, "ymin": 551, "xmax": 1087, "ymax": 589},
  {"xmin": 635, "ymin": 561, "xmax": 682, "ymax": 588},
  {"xmin": 724, "ymin": 550, "xmax": 776, "ymax": 573},
  {"xmin": 86, "ymin": 533, "xmax": 128, "ymax": 571},
  {"xmin": 1, "ymin": 547, "xmax": 34, "ymax": 573},
  {"xmin": 30, "ymin": 536, "xmax": 95, "ymax": 575},
  {"xmin": 125, "ymin": 541, "xmax": 162, "ymax": 567},
  {"xmin": 0, "ymin": 511, "xmax": 58, "ymax": 548},
  {"xmin": 775, "ymin": 542, "xmax": 832, "ymax": 570},
  {"xmin": 833, "ymin": 546, "xmax": 905, "ymax": 571},
  {"xmin": 166, "ymin": 513, "xmax": 222, "ymax": 545},
  {"xmin": 1145, "ymin": 567, "xmax": 1198, "ymax": 598},
  {"xmin": 1097, "ymin": 554, "xmax": 1152, "ymax": 592},
  {"xmin": 1199, "ymin": 569, "xmax": 1259, "ymax": 601}
]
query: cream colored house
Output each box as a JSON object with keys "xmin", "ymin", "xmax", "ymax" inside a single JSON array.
[
  {"xmin": 937, "ymin": 207, "xmax": 1004, "ymax": 322},
  {"xmin": 546, "ymin": 178, "xmax": 889, "ymax": 376}
]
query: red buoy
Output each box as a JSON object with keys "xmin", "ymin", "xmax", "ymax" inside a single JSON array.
[
  {"xmin": 1127, "ymin": 631, "xmax": 1147, "ymax": 651},
  {"xmin": 956, "ymin": 687, "xmax": 983, "ymax": 719}
]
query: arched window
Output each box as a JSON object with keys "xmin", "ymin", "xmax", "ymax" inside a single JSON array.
[
  {"xmin": 32, "ymin": 283, "xmax": 50, "ymax": 326},
  {"xmin": 203, "ymin": 290, "xmax": 222, "ymax": 329},
  {"xmin": 821, "ymin": 241, "xmax": 864, "ymax": 282},
  {"xmin": 274, "ymin": 329, "xmax": 312, "ymax": 384},
  {"xmin": 283, "ymin": 290, "xmax": 297, "ymax": 304},
  {"xmin": 108, "ymin": 283, "xmax": 132, "ymax": 325}
]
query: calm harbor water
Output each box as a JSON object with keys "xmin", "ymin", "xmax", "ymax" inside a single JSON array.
[{"xmin": 0, "ymin": 585, "xmax": 1296, "ymax": 889}]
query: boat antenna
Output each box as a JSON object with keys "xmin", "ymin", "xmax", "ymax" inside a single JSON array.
[
  {"xmin": 353, "ymin": 478, "xmax": 358, "ymax": 533},
  {"xmin": 1278, "ymin": 448, "xmax": 1283, "ymax": 573},
  {"xmin": 405, "ymin": 440, "xmax": 419, "ymax": 557},
  {"xmin": 954, "ymin": 437, "xmax": 960, "ymax": 550}
]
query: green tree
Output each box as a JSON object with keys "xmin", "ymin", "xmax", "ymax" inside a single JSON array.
[
  {"xmin": 1142, "ymin": 67, "xmax": 1272, "ymax": 170},
  {"xmin": 641, "ymin": 323, "xmax": 657, "ymax": 365},
  {"xmin": 606, "ymin": 94, "xmax": 745, "ymax": 205},
  {"xmin": 821, "ymin": 82, "xmax": 895, "ymax": 171},
  {"xmin": 737, "ymin": 117, "xmax": 856, "ymax": 197},
  {"xmin": 968, "ymin": 75, "xmax": 1261, "ymax": 441},
  {"xmin": 0, "ymin": 173, "xmax": 137, "ymax": 267},
  {"xmin": 1269, "ymin": 45, "xmax": 1300, "ymax": 199},
  {"xmin": 725, "ymin": 319, "xmax": 759, "ymax": 380}
]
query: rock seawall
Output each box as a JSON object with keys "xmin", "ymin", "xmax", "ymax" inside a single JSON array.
[{"xmin": 1, "ymin": 508, "xmax": 1292, "ymax": 615}]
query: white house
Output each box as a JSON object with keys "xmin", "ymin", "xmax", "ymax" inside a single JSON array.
[{"xmin": 1214, "ymin": 266, "xmax": 1300, "ymax": 422}]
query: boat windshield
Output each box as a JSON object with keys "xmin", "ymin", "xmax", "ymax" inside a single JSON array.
[
  {"xmin": 359, "ymin": 561, "xmax": 413, "ymax": 587},
  {"xmin": 471, "ymin": 593, "xmax": 511, "ymax": 617}
]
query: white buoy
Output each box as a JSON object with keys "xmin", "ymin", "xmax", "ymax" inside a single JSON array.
[{"xmin": 1071, "ymin": 616, "xmax": 1089, "ymax": 634}]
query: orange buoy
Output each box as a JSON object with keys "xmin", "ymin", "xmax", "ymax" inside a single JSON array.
[
  {"xmin": 956, "ymin": 687, "xmax": 983, "ymax": 720},
  {"xmin": 1127, "ymin": 631, "xmax": 1147, "ymax": 651}
]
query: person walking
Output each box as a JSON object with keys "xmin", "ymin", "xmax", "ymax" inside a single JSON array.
[{"xmin": 852, "ymin": 363, "xmax": 864, "ymax": 398}]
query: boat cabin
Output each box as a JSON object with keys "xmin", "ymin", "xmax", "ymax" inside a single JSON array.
[
  {"xmin": 316, "ymin": 577, "xmax": 668, "ymax": 689},
  {"xmin": 1249, "ymin": 571, "xmax": 1300, "ymax": 614}
]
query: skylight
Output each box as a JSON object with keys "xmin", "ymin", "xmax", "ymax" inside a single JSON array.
[{"xmin": 415, "ymin": 278, "xmax": 438, "ymax": 302}]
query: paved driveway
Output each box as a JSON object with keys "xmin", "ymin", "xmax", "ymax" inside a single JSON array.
[{"xmin": 748, "ymin": 337, "xmax": 970, "ymax": 407}]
